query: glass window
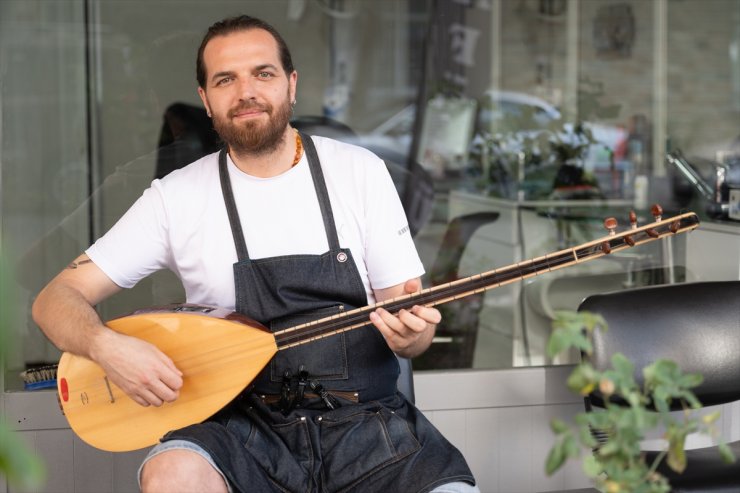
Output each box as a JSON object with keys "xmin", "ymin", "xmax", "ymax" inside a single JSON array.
[
  {"xmin": 2, "ymin": 0, "xmax": 739, "ymax": 391},
  {"xmin": 1, "ymin": 1, "xmax": 89, "ymax": 378}
]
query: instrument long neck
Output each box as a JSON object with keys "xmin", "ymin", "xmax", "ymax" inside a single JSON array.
[{"xmin": 274, "ymin": 211, "xmax": 700, "ymax": 350}]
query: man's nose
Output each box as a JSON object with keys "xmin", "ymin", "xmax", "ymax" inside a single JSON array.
[{"xmin": 237, "ymin": 77, "xmax": 257, "ymax": 100}]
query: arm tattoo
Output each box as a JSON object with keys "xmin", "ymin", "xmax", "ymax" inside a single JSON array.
[{"xmin": 67, "ymin": 259, "xmax": 93, "ymax": 270}]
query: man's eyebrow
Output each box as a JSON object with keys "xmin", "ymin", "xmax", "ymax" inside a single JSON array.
[
  {"xmin": 254, "ymin": 64, "xmax": 279, "ymax": 72},
  {"xmin": 210, "ymin": 64, "xmax": 280, "ymax": 83},
  {"xmin": 210, "ymin": 70, "xmax": 236, "ymax": 82}
]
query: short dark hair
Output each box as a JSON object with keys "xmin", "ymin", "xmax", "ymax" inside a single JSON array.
[{"xmin": 196, "ymin": 15, "xmax": 294, "ymax": 88}]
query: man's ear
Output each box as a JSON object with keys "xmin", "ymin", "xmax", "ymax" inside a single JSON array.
[
  {"xmin": 288, "ymin": 70, "xmax": 298, "ymax": 105},
  {"xmin": 198, "ymin": 87, "xmax": 212, "ymax": 117}
]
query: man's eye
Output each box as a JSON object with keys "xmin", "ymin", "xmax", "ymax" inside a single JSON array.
[
  {"xmin": 258, "ymin": 72, "xmax": 274, "ymax": 79},
  {"xmin": 216, "ymin": 77, "xmax": 232, "ymax": 86}
]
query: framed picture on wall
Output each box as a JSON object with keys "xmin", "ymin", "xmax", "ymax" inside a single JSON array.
[{"xmin": 593, "ymin": 4, "xmax": 635, "ymax": 59}]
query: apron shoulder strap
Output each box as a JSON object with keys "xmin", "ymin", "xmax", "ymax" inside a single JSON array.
[
  {"xmin": 300, "ymin": 133, "xmax": 341, "ymax": 251},
  {"xmin": 218, "ymin": 148, "xmax": 250, "ymax": 261},
  {"xmin": 218, "ymin": 135, "xmax": 342, "ymax": 259}
]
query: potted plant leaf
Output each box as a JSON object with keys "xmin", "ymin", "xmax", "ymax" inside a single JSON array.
[
  {"xmin": 0, "ymin": 253, "xmax": 45, "ymax": 489},
  {"xmin": 545, "ymin": 311, "xmax": 736, "ymax": 493}
]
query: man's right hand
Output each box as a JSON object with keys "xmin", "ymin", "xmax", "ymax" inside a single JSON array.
[
  {"xmin": 32, "ymin": 254, "xmax": 183, "ymax": 408},
  {"xmin": 91, "ymin": 329, "xmax": 184, "ymax": 407}
]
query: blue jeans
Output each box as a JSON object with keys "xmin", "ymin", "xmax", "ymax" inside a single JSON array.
[{"xmin": 139, "ymin": 439, "xmax": 480, "ymax": 493}]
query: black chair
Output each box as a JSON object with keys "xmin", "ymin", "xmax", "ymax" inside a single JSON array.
[
  {"xmin": 396, "ymin": 357, "xmax": 415, "ymax": 403},
  {"xmin": 578, "ymin": 281, "xmax": 740, "ymax": 492}
]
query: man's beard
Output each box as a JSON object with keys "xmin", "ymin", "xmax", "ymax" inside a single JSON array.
[{"xmin": 212, "ymin": 93, "xmax": 292, "ymax": 157}]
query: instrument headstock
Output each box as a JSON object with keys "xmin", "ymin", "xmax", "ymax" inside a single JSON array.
[{"xmin": 598, "ymin": 204, "xmax": 699, "ymax": 255}]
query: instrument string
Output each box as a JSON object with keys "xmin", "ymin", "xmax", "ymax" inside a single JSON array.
[
  {"xmin": 275, "ymin": 215, "xmax": 697, "ymax": 347},
  {"xmin": 274, "ymin": 245, "xmax": 589, "ymax": 345}
]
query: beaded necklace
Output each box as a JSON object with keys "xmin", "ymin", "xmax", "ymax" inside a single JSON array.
[{"xmin": 292, "ymin": 131, "xmax": 303, "ymax": 167}]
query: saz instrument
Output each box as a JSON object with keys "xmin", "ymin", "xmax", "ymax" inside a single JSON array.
[{"xmin": 57, "ymin": 205, "xmax": 699, "ymax": 452}]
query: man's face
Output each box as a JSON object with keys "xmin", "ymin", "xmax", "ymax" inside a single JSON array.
[{"xmin": 198, "ymin": 29, "xmax": 297, "ymax": 156}]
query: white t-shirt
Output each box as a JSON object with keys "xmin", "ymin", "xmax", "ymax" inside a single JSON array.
[{"xmin": 87, "ymin": 136, "xmax": 424, "ymax": 310}]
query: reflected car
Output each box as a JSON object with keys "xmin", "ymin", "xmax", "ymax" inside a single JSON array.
[{"xmin": 353, "ymin": 91, "xmax": 626, "ymax": 168}]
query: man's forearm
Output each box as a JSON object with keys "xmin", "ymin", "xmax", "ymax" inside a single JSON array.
[
  {"xmin": 33, "ymin": 277, "xmax": 184, "ymax": 408},
  {"xmin": 32, "ymin": 281, "xmax": 112, "ymax": 361}
]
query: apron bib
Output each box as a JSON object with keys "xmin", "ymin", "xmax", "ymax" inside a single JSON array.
[
  {"xmin": 218, "ymin": 134, "xmax": 398, "ymax": 399},
  {"xmin": 162, "ymin": 134, "xmax": 474, "ymax": 492}
]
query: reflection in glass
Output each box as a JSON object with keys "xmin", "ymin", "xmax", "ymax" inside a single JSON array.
[{"xmin": 1, "ymin": 0, "xmax": 739, "ymax": 387}]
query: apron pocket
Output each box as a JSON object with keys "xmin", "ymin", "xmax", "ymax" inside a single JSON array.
[
  {"xmin": 233, "ymin": 411, "xmax": 314, "ymax": 493},
  {"xmin": 269, "ymin": 305, "xmax": 349, "ymax": 382},
  {"xmin": 319, "ymin": 405, "xmax": 421, "ymax": 492}
]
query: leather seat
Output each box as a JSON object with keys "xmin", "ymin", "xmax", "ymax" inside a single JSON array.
[{"xmin": 578, "ymin": 281, "xmax": 740, "ymax": 492}]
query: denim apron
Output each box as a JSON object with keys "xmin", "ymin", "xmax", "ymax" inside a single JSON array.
[{"xmin": 162, "ymin": 134, "xmax": 475, "ymax": 493}]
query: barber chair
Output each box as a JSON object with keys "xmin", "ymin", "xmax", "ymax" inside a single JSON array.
[{"xmin": 578, "ymin": 281, "xmax": 740, "ymax": 491}]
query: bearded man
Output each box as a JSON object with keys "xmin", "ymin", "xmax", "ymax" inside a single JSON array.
[{"xmin": 33, "ymin": 15, "xmax": 478, "ymax": 493}]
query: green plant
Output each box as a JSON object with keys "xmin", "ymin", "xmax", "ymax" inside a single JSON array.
[
  {"xmin": 0, "ymin": 252, "xmax": 45, "ymax": 489},
  {"xmin": 546, "ymin": 311, "xmax": 736, "ymax": 493},
  {"xmin": 0, "ymin": 426, "xmax": 45, "ymax": 489}
]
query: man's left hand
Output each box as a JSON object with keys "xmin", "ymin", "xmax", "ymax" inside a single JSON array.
[{"xmin": 370, "ymin": 278, "xmax": 440, "ymax": 358}]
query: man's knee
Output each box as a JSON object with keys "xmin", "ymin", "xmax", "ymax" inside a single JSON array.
[{"xmin": 140, "ymin": 449, "xmax": 228, "ymax": 493}]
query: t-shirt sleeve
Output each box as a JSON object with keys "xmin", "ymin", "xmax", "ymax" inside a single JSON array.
[
  {"xmin": 362, "ymin": 159, "xmax": 425, "ymax": 290},
  {"xmin": 85, "ymin": 182, "xmax": 171, "ymax": 288}
]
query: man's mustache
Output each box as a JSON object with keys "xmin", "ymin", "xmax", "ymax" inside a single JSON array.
[{"xmin": 228, "ymin": 101, "xmax": 271, "ymax": 118}]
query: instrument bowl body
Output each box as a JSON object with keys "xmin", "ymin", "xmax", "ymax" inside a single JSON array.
[{"xmin": 57, "ymin": 308, "xmax": 277, "ymax": 452}]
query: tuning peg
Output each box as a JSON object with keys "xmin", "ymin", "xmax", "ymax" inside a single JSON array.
[
  {"xmin": 629, "ymin": 211, "xmax": 637, "ymax": 229},
  {"xmin": 604, "ymin": 217, "xmax": 618, "ymax": 236},
  {"xmin": 670, "ymin": 220, "xmax": 680, "ymax": 234},
  {"xmin": 623, "ymin": 211, "xmax": 638, "ymax": 245},
  {"xmin": 602, "ymin": 217, "xmax": 617, "ymax": 253},
  {"xmin": 651, "ymin": 204, "xmax": 663, "ymax": 221},
  {"xmin": 644, "ymin": 204, "xmax": 663, "ymax": 238}
]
